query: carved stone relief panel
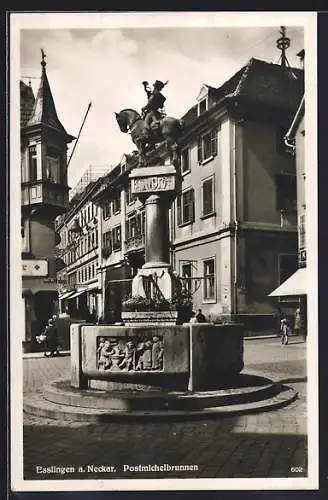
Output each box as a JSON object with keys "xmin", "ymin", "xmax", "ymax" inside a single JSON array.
[{"xmin": 96, "ymin": 335, "xmax": 164, "ymax": 371}]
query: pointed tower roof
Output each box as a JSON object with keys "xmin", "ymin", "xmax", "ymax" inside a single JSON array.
[{"xmin": 26, "ymin": 49, "xmax": 75, "ymax": 142}]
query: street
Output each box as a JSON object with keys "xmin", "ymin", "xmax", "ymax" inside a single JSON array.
[{"xmin": 22, "ymin": 337, "xmax": 307, "ymax": 480}]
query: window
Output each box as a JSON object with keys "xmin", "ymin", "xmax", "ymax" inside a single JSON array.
[
  {"xmin": 275, "ymin": 174, "xmax": 297, "ymax": 212},
  {"xmin": 198, "ymin": 129, "xmax": 217, "ymax": 163},
  {"xmin": 28, "ymin": 145, "xmax": 37, "ymax": 181},
  {"xmin": 112, "ymin": 225, "xmax": 122, "ymax": 251},
  {"xmin": 126, "ymin": 210, "xmax": 145, "ymax": 239},
  {"xmin": 181, "ymin": 262, "xmax": 193, "ymax": 291},
  {"xmin": 181, "ymin": 148, "xmax": 190, "ymax": 174},
  {"xmin": 31, "ymin": 187, "xmax": 39, "ymax": 199},
  {"xmin": 127, "ymin": 183, "xmax": 135, "ymax": 204},
  {"xmin": 46, "ymin": 146, "xmax": 61, "ymax": 183},
  {"xmin": 203, "ymin": 258, "xmax": 216, "ymax": 300},
  {"xmin": 177, "ymin": 189, "xmax": 194, "ymax": 226},
  {"xmin": 103, "ymin": 201, "xmax": 111, "ymax": 219},
  {"xmin": 102, "ymin": 230, "xmax": 112, "ymax": 252},
  {"xmin": 112, "ymin": 193, "xmax": 121, "ymax": 214},
  {"xmin": 198, "ymin": 98, "xmax": 207, "ymax": 115},
  {"xmin": 202, "ymin": 177, "xmax": 215, "ymax": 216}
]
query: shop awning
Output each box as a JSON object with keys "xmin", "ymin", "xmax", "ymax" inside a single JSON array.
[
  {"xmin": 69, "ymin": 288, "xmax": 87, "ymax": 299},
  {"xmin": 269, "ymin": 268, "xmax": 307, "ymax": 297},
  {"xmin": 85, "ymin": 282, "xmax": 100, "ymax": 291},
  {"xmin": 59, "ymin": 290, "xmax": 75, "ymax": 300}
]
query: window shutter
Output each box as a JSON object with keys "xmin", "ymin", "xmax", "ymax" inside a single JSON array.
[
  {"xmin": 211, "ymin": 129, "xmax": 218, "ymax": 156},
  {"xmin": 191, "ymin": 189, "xmax": 195, "ymax": 222},
  {"xmin": 197, "ymin": 137, "xmax": 203, "ymax": 163},
  {"xmin": 177, "ymin": 196, "xmax": 182, "ymax": 226}
]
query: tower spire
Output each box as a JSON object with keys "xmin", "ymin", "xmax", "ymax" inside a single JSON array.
[
  {"xmin": 276, "ymin": 26, "xmax": 291, "ymax": 69},
  {"xmin": 41, "ymin": 48, "xmax": 46, "ymax": 70},
  {"xmin": 26, "ymin": 50, "xmax": 75, "ymax": 142}
]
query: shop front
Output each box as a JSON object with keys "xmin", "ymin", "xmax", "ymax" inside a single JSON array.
[{"xmin": 269, "ymin": 267, "xmax": 307, "ymax": 339}]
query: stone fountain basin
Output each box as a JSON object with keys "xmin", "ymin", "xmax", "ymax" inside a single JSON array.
[{"xmin": 71, "ymin": 323, "xmax": 244, "ymax": 392}]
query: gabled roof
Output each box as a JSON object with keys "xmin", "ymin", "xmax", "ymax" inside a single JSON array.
[
  {"xmin": 181, "ymin": 57, "xmax": 304, "ymax": 127},
  {"xmin": 25, "ymin": 59, "xmax": 75, "ymax": 142},
  {"xmin": 20, "ymin": 81, "xmax": 35, "ymax": 128},
  {"xmin": 224, "ymin": 58, "xmax": 304, "ymax": 111}
]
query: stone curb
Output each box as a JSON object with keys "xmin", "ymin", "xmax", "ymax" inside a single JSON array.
[
  {"xmin": 42, "ymin": 376, "xmax": 279, "ymax": 411},
  {"xmin": 24, "ymin": 386, "xmax": 298, "ymax": 422}
]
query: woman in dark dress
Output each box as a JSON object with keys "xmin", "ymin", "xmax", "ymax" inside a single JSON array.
[{"xmin": 44, "ymin": 318, "xmax": 59, "ymax": 357}]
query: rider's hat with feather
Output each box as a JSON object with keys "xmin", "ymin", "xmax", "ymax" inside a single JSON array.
[{"xmin": 153, "ymin": 80, "xmax": 166, "ymax": 91}]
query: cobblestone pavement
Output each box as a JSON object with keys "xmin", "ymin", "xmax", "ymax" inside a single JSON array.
[{"xmin": 22, "ymin": 337, "xmax": 308, "ymax": 480}]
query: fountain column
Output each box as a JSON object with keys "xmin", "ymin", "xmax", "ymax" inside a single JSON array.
[{"xmin": 129, "ymin": 165, "xmax": 177, "ymax": 300}]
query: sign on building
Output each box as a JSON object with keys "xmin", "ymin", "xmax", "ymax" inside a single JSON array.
[{"xmin": 22, "ymin": 260, "xmax": 48, "ymax": 277}]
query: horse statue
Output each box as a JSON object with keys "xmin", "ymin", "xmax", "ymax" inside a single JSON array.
[{"xmin": 115, "ymin": 108, "xmax": 184, "ymax": 166}]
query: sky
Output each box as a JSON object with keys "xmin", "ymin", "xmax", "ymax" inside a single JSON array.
[{"xmin": 18, "ymin": 15, "xmax": 306, "ymax": 189}]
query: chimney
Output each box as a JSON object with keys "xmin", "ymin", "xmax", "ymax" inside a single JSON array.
[{"xmin": 297, "ymin": 49, "xmax": 305, "ymax": 69}]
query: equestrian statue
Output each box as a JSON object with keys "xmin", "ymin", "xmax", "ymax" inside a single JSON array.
[{"xmin": 115, "ymin": 80, "xmax": 184, "ymax": 165}]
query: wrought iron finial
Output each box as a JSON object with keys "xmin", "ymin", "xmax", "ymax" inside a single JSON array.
[
  {"xmin": 41, "ymin": 48, "xmax": 46, "ymax": 69},
  {"xmin": 276, "ymin": 26, "xmax": 291, "ymax": 68}
]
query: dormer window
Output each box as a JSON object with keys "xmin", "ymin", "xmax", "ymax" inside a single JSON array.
[
  {"xmin": 196, "ymin": 84, "xmax": 211, "ymax": 117},
  {"xmin": 198, "ymin": 98, "xmax": 207, "ymax": 115}
]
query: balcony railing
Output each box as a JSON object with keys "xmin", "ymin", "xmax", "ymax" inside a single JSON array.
[{"xmin": 124, "ymin": 234, "xmax": 145, "ymax": 253}]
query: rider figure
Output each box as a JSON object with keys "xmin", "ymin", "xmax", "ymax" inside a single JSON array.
[{"xmin": 141, "ymin": 80, "xmax": 167, "ymax": 135}]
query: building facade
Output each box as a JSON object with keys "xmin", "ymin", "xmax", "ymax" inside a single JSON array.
[
  {"xmin": 21, "ymin": 54, "xmax": 75, "ymax": 351},
  {"xmin": 55, "ymin": 170, "xmax": 109, "ymax": 322},
  {"xmin": 269, "ymin": 50, "xmax": 307, "ymax": 335},
  {"xmin": 88, "ymin": 57, "xmax": 303, "ymax": 329},
  {"xmin": 287, "ymin": 95, "xmax": 306, "ymax": 269},
  {"xmin": 92, "ymin": 153, "xmax": 143, "ymax": 323}
]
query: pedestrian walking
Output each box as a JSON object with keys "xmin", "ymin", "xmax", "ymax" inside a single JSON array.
[
  {"xmin": 293, "ymin": 307, "xmax": 302, "ymax": 336},
  {"xmin": 44, "ymin": 318, "xmax": 60, "ymax": 357},
  {"xmin": 280, "ymin": 314, "xmax": 291, "ymax": 345}
]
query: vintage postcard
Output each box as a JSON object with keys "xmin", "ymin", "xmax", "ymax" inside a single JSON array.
[{"xmin": 9, "ymin": 11, "xmax": 318, "ymax": 493}]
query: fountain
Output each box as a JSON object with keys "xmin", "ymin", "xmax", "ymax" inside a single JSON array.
[{"xmin": 24, "ymin": 83, "xmax": 297, "ymax": 421}]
